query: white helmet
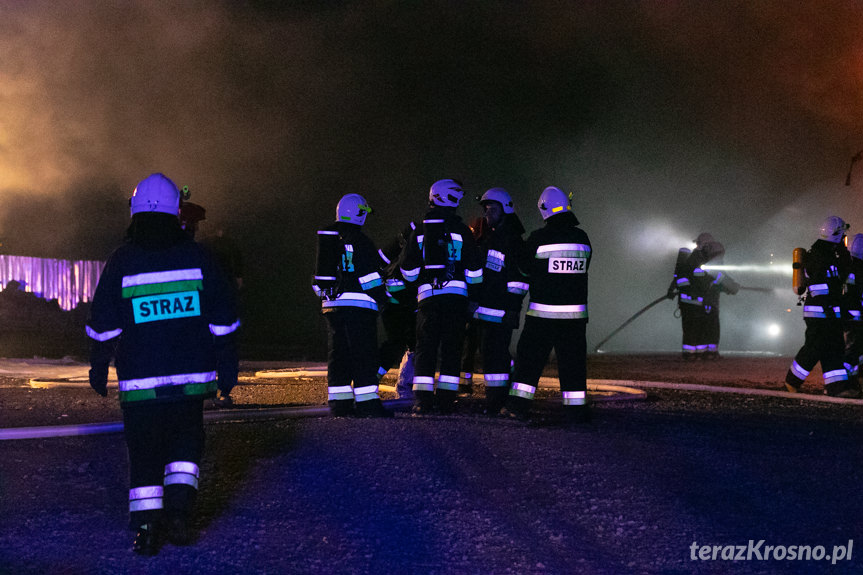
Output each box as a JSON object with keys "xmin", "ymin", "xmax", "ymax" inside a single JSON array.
[
  {"xmin": 130, "ymin": 173, "xmax": 181, "ymax": 217},
  {"xmin": 850, "ymin": 234, "xmax": 863, "ymax": 259},
  {"xmin": 336, "ymin": 193, "xmax": 371, "ymax": 226},
  {"xmin": 480, "ymin": 187, "xmax": 515, "ymax": 214},
  {"xmin": 819, "ymin": 215, "xmax": 849, "ymax": 243},
  {"xmin": 429, "ymin": 179, "xmax": 464, "ymax": 208},
  {"xmin": 537, "ymin": 186, "xmax": 570, "ymax": 220}
]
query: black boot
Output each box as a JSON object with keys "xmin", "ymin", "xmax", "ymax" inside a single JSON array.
[
  {"xmin": 166, "ymin": 515, "xmax": 194, "ymax": 546},
  {"xmin": 132, "ymin": 522, "xmax": 161, "ymax": 556},
  {"xmin": 484, "ymin": 387, "xmax": 509, "ymax": 414},
  {"xmin": 436, "ymin": 389, "xmax": 457, "ymax": 414},
  {"xmin": 355, "ymin": 398, "xmax": 394, "ymax": 418},
  {"xmin": 500, "ymin": 396, "xmax": 532, "ymax": 421},
  {"xmin": 328, "ymin": 399, "xmax": 355, "ymax": 417},
  {"xmin": 412, "ymin": 390, "xmax": 435, "ymax": 415},
  {"xmin": 563, "ymin": 404, "xmax": 592, "ymax": 425},
  {"xmin": 825, "ymin": 380, "xmax": 862, "ymax": 399}
]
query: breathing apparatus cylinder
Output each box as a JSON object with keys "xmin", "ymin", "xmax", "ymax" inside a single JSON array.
[
  {"xmin": 315, "ymin": 230, "xmax": 342, "ymax": 297},
  {"xmin": 792, "ymin": 247, "xmax": 806, "ymax": 296},
  {"xmin": 422, "ymin": 218, "xmax": 448, "ymax": 286},
  {"xmin": 673, "ymin": 247, "xmax": 691, "ymax": 277}
]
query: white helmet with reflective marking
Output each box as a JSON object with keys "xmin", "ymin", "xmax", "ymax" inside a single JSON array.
[
  {"xmin": 130, "ymin": 173, "xmax": 181, "ymax": 217},
  {"xmin": 537, "ymin": 186, "xmax": 570, "ymax": 220},
  {"xmin": 480, "ymin": 187, "xmax": 515, "ymax": 214},
  {"xmin": 336, "ymin": 193, "xmax": 372, "ymax": 226},
  {"xmin": 429, "ymin": 179, "xmax": 464, "ymax": 207},
  {"xmin": 819, "ymin": 215, "xmax": 849, "ymax": 243},
  {"xmin": 850, "ymin": 233, "xmax": 863, "ymax": 259}
]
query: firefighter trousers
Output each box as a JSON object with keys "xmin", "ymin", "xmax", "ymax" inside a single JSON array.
[
  {"xmin": 325, "ymin": 308, "xmax": 380, "ymax": 402},
  {"xmin": 787, "ymin": 317, "xmax": 847, "ymax": 389},
  {"xmin": 123, "ymin": 399, "xmax": 205, "ymax": 529},
  {"xmin": 413, "ymin": 296, "xmax": 468, "ymax": 392},
  {"xmin": 511, "ymin": 316, "xmax": 586, "ymax": 402}
]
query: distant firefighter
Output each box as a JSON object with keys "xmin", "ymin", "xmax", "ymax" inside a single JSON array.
[
  {"xmin": 398, "ymin": 179, "xmax": 484, "ymax": 415},
  {"xmin": 667, "ymin": 232, "xmax": 737, "ymax": 360},
  {"xmin": 86, "ymin": 173, "xmax": 240, "ymax": 555},
  {"xmin": 843, "ymin": 233, "xmax": 863, "ymax": 396},
  {"xmin": 313, "ymin": 193, "xmax": 392, "ymax": 417},
  {"xmin": 501, "ymin": 186, "xmax": 592, "ymax": 424},
  {"xmin": 785, "ymin": 216, "xmax": 859, "ymax": 397}
]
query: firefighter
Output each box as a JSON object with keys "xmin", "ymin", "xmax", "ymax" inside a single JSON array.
[
  {"xmin": 313, "ymin": 193, "xmax": 392, "ymax": 417},
  {"xmin": 471, "ymin": 188, "xmax": 527, "ymax": 413},
  {"xmin": 398, "ymin": 179, "xmax": 483, "ymax": 414},
  {"xmin": 667, "ymin": 233, "xmax": 736, "ymax": 359},
  {"xmin": 842, "ymin": 233, "xmax": 863, "ymax": 396},
  {"xmin": 376, "ymin": 220, "xmax": 419, "ymax": 399},
  {"xmin": 179, "ymin": 200, "xmax": 206, "ymax": 240},
  {"xmin": 785, "ymin": 216, "xmax": 858, "ymax": 397},
  {"xmin": 458, "ymin": 214, "xmax": 486, "ymax": 396},
  {"xmin": 502, "ymin": 186, "xmax": 592, "ymax": 423},
  {"xmin": 86, "ymin": 173, "xmax": 240, "ymax": 555},
  {"xmin": 181, "ymin": 198, "xmax": 240, "ymax": 407}
]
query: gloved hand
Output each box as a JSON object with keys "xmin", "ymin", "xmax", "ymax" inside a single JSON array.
[
  {"xmin": 89, "ymin": 366, "xmax": 108, "ymax": 397},
  {"xmin": 666, "ymin": 289, "xmax": 676, "ymax": 300}
]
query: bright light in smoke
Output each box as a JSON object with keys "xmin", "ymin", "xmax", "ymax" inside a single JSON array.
[
  {"xmin": 631, "ymin": 220, "xmax": 697, "ymax": 258},
  {"xmin": 767, "ymin": 323, "xmax": 781, "ymax": 337}
]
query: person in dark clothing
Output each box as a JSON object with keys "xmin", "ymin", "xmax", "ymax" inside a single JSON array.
[
  {"xmin": 502, "ymin": 186, "xmax": 592, "ymax": 424},
  {"xmin": 398, "ymin": 179, "xmax": 484, "ymax": 414},
  {"xmin": 842, "ymin": 233, "xmax": 863, "ymax": 396},
  {"xmin": 313, "ymin": 193, "xmax": 392, "ymax": 417},
  {"xmin": 470, "ymin": 188, "xmax": 527, "ymax": 413},
  {"xmin": 202, "ymin": 227, "xmax": 244, "ymax": 407},
  {"xmin": 459, "ymin": 215, "xmax": 487, "ymax": 396},
  {"xmin": 785, "ymin": 215, "xmax": 858, "ymax": 397},
  {"xmin": 667, "ymin": 233, "xmax": 737, "ymax": 360},
  {"xmin": 86, "ymin": 173, "xmax": 240, "ymax": 555},
  {"xmin": 376, "ymin": 221, "xmax": 419, "ymax": 399}
]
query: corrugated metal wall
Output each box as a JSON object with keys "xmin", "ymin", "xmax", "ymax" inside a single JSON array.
[{"xmin": 0, "ymin": 255, "xmax": 104, "ymax": 311}]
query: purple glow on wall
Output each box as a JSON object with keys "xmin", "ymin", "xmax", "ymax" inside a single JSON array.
[{"xmin": 0, "ymin": 255, "xmax": 104, "ymax": 311}]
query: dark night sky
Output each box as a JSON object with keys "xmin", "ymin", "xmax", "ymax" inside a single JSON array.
[{"xmin": 2, "ymin": 1, "xmax": 863, "ymax": 356}]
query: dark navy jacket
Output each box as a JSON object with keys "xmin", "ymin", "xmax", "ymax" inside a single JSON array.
[
  {"xmin": 86, "ymin": 237, "xmax": 239, "ymax": 405},
  {"xmin": 474, "ymin": 213, "xmax": 527, "ymax": 324},
  {"xmin": 312, "ymin": 221, "xmax": 385, "ymax": 313},
  {"xmin": 516, "ymin": 212, "xmax": 591, "ymax": 321},
  {"xmin": 398, "ymin": 206, "xmax": 483, "ymax": 306},
  {"xmin": 802, "ymin": 239, "xmax": 851, "ymax": 319}
]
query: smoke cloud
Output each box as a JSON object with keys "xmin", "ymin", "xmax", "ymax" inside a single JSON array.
[{"xmin": 1, "ymin": 1, "xmax": 862, "ymax": 355}]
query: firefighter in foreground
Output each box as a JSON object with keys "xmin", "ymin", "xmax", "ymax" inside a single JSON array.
[
  {"xmin": 667, "ymin": 233, "xmax": 737, "ymax": 360},
  {"xmin": 842, "ymin": 233, "xmax": 863, "ymax": 396},
  {"xmin": 785, "ymin": 216, "xmax": 858, "ymax": 397},
  {"xmin": 313, "ymin": 193, "xmax": 392, "ymax": 417},
  {"xmin": 502, "ymin": 186, "xmax": 592, "ymax": 423},
  {"xmin": 86, "ymin": 173, "xmax": 240, "ymax": 555},
  {"xmin": 470, "ymin": 187, "xmax": 527, "ymax": 413},
  {"xmin": 399, "ymin": 179, "xmax": 483, "ymax": 414}
]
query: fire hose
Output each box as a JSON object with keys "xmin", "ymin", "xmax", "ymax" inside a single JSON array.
[{"xmin": 593, "ymin": 286, "xmax": 776, "ymax": 353}]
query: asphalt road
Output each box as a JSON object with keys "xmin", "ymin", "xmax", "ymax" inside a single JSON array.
[{"xmin": 1, "ymin": 356, "xmax": 863, "ymax": 574}]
